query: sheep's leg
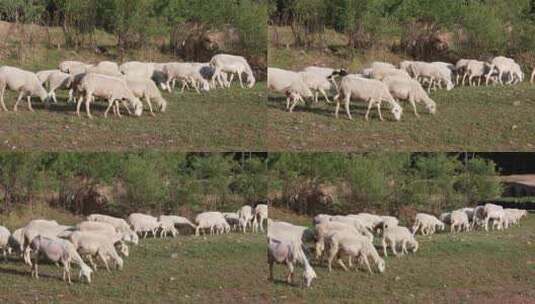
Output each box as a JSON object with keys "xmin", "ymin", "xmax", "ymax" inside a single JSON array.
[
  {"xmin": 52, "ymin": 91, "xmax": 58, "ymax": 104},
  {"xmin": 320, "ymin": 89, "xmax": 331, "ymax": 103},
  {"xmin": 13, "ymin": 91, "xmax": 25, "ymax": 112},
  {"xmin": 401, "ymin": 241, "xmax": 407, "ymax": 255},
  {"xmin": 381, "ymin": 238, "xmax": 388, "ymax": 257},
  {"xmin": 334, "ymin": 97, "xmax": 340, "ymax": 119},
  {"xmin": 0, "ymin": 85, "xmax": 7, "ymax": 111},
  {"xmin": 361, "ymin": 255, "xmax": 373, "ymax": 274},
  {"xmin": 26, "ymin": 95, "xmax": 35, "ymax": 112},
  {"xmin": 343, "ymin": 95, "xmax": 353, "ymax": 120},
  {"xmin": 85, "ymin": 94, "xmax": 93, "ymax": 119},
  {"xmin": 286, "ymin": 261, "xmax": 294, "ymax": 284},
  {"xmin": 337, "ymin": 258, "xmax": 349, "ymax": 271},
  {"xmin": 288, "ymin": 95, "xmax": 301, "ymax": 113},
  {"xmin": 365, "ymin": 99, "xmax": 374, "ymax": 121},
  {"xmin": 104, "ymin": 98, "xmax": 115, "ymax": 118},
  {"xmin": 98, "ymin": 251, "xmax": 111, "ymax": 272},
  {"xmin": 314, "ymin": 91, "xmax": 319, "ymax": 103},
  {"xmin": 145, "ymin": 95, "xmax": 155, "ymax": 117},
  {"xmin": 67, "ymin": 89, "xmax": 74, "ymax": 103},
  {"xmin": 376, "ymin": 101, "xmax": 384, "ymax": 121},
  {"xmin": 76, "ymin": 94, "xmax": 85, "ymax": 117},
  {"xmin": 391, "ymin": 239, "xmax": 399, "ymax": 256},
  {"xmin": 32, "ymin": 255, "xmax": 39, "ymax": 279},
  {"xmin": 87, "ymin": 255, "xmax": 97, "ymax": 271},
  {"xmin": 238, "ymin": 72, "xmax": 244, "ymax": 89},
  {"xmin": 211, "ymin": 69, "xmax": 220, "ymax": 88}
]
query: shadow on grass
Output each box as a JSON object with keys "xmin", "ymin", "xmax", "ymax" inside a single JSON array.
[{"xmin": 267, "ymin": 96, "xmax": 373, "ymax": 118}]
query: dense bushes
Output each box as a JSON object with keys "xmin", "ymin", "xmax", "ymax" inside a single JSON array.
[{"xmin": 269, "ymin": 0, "xmax": 535, "ymax": 63}]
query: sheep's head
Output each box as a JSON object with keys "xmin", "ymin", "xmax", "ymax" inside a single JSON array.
[
  {"xmin": 411, "ymin": 240, "xmax": 419, "ymax": 253},
  {"xmin": 391, "ymin": 104, "xmax": 403, "ymax": 121},
  {"xmin": 247, "ymin": 76, "xmax": 256, "ymax": 88},
  {"xmin": 116, "ymin": 257, "xmax": 124, "ymax": 270},
  {"xmin": 377, "ymin": 258, "xmax": 386, "ymax": 273},
  {"xmin": 132, "ymin": 98, "xmax": 143, "ymax": 117},
  {"xmin": 445, "ymin": 81, "xmax": 454, "ymax": 91},
  {"xmin": 119, "ymin": 243, "xmax": 129, "ymax": 257},
  {"xmin": 79, "ymin": 265, "xmax": 93, "ymax": 283},
  {"xmin": 201, "ymin": 80, "xmax": 211, "ymax": 92},
  {"xmin": 303, "ymin": 267, "xmax": 317, "ymax": 288}
]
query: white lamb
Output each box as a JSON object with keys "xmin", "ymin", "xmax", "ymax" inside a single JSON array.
[
  {"xmin": 0, "ymin": 66, "xmax": 49, "ymax": 111},
  {"xmin": 483, "ymin": 203, "xmax": 507, "ymax": 231},
  {"xmin": 450, "ymin": 210, "xmax": 470, "ymax": 233},
  {"xmin": 326, "ymin": 230, "xmax": 385, "ymax": 273},
  {"xmin": 194, "ymin": 212, "xmax": 227, "ymax": 236},
  {"xmin": 76, "ymin": 73, "xmax": 143, "ymax": 119},
  {"xmin": 126, "ymin": 76, "xmax": 167, "ymax": 115},
  {"xmin": 335, "ymin": 75, "xmax": 403, "ymax": 121},
  {"xmin": 209, "ymin": 54, "xmax": 255, "ymax": 88},
  {"xmin": 412, "ymin": 213, "xmax": 444, "ymax": 235},
  {"xmin": 314, "ymin": 221, "xmax": 359, "ymax": 261},
  {"xmin": 382, "ymin": 76, "xmax": 437, "ymax": 116},
  {"xmin": 29, "ymin": 235, "xmax": 93, "ymax": 284},
  {"xmin": 381, "ymin": 225, "xmax": 419, "ymax": 257},
  {"xmin": 409, "ymin": 62, "xmax": 454, "ymax": 92},
  {"xmin": 466, "ymin": 60, "xmax": 493, "ymax": 86},
  {"xmin": 486, "ymin": 56, "xmax": 517, "ymax": 85}
]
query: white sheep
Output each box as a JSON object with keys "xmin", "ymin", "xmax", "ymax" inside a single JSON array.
[
  {"xmin": 335, "ymin": 75, "xmax": 403, "ymax": 121},
  {"xmin": 120, "ymin": 61, "xmax": 155, "ymax": 79},
  {"xmin": 314, "ymin": 220, "xmax": 359, "ymax": 261},
  {"xmin": 371, "ymin": 62, "xmax": 396, "ymax": 70},
  {"xmin": 158, "ymin": 215, "xmax": 197, "ymax": 231},
  {"xmin": 299, "ymin": 71, "xmax": 333, "ymax": 103},
  {"xmin": 409, "ymin": 62, "xmax": 454, "ymax": 92},
  {"xmin": 326, "ymin": 229, "xmax": 385, "ymax": 273},
  {"xmin": 75, "ymin": 221, "xmax": 129, "ymax": 256},
  {"xmin": 381, "ymin": 225, "xmax": 419, "ymax": 257},
  {"xmin": 0, "ymin": 66, "xmax": 49, "ymax": 112},
  {"xmin": 268, "ymin": 67, "xmax": 314, "ymax": 112},
  {"xmin": 252, "ymin": 204, "xmax": 268, "ymax": 232},
  {"xmin": 370, "ymin": 67, "xmax": 411, "ymax": 81},
  {"xmin": 0, "ymin": 226, "xmax": 12, "ymax": 259},
  {"xmin": 268, "ymin": 237, "xmax": 317, "ymax": 288},
  {"xmin": 86, "ymin": 214, "xmax": 138, "ymax": 245},
  {"xmin": 68, "ymin": 231, "xmax": 124, "ymax": 272},
  {"xmin": 455, "ymin": 59, "xmax": 471, "ymax": 86},
  {"xmin": 128, "ymin": 213, "xmax": 159, "ymax": 238},
  {"xmin": 36, "ymin": 69, "xmax": 58, "ymax": 84},
  {"xmin": 313, "ymin": 214, "xmax": 333, "ymax": 225},
  {"xmin": 450, "ymin": 210, "xmax": 470, "ymax": 233},
  {"xmin": 59, "ymin": 61, "xmax": 92, "ymax": 73},
  {"xmin": 382, "ymin": 76, "xmax": 437, "ymax": 117},
  {"xmin": 222, "ymin": 212, "xmax": 241, "ymax": 231},
  {"xmin": 194, "ymin": 212, "xmax": 227, "ymax": 236},
  {"xmin": 210, "ymin": 54, "xmax": 255, "ymax": 88},
  {"xmin": 412, "ymin": 213, "xmax": 444, "ymax": 235},
  {"xmin": 158, "ymin": 221, "xmax": 179, "ymax": 238},
  {"xmin": 163, "ymin": 63, "xmax": 210, "ymax": 93},
  {"xmin": 126, "ymin": 76, "xmax": 168, "ymax": 115},
  {"xmin": 329, "ymin": 215, "xmax": 374, "ymax": 242},
  {"xmin": 76, "ymin": 73, "xmax": 143, "ymax": 119},
  {"xmin": 302, "ymin": 66, "xmax": 346, "ymax": 91},
  {"xmin": 29, "ymin": 235, "xmax": 93, "ymax": 284},
  {"xmin": 486, "ymin": 56, "xmax": 517, "ymax": 85},
  {"xmin": 483, "ymin": 203, "xmax": 507, "ymax": 231},
  {"xmin": 237, "ymin": 205, "xmax": 255, "ymax": 233},
  {"xmin": 43, "ymin": 70, "xmax": 73, "ymax": 103},
  {"xmin": 267, "ymin": 221, "xmax": 315, "ymax": 244},
  {"xmin": 86, "ymin": 61, "xmax": 121, "ymax": 77},
  {"xmin": 466, "ymin": 60, "xmax": 493, "ymax": 86},
  {"xmin": 21, "ymin": 220, "xmax": 73, "ymax": 266}
]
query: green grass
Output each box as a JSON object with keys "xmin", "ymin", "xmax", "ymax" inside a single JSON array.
[
  {"xmin": 0, "ymin": 226, "xmax": 267, "ymax": 303},
  {"xmin": 270, "ymin": 210, "xmax": 535, "ymax": 304},
  {"xmin": 267, "ymin": 80, "xmax": 535, "ymax": 151},
  {"xmin": 0, "ymin": 82, "xmax": 267, "ymax": 151}
]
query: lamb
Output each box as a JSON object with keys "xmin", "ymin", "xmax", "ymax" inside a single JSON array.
[
  {"xmin": 412, "ymin": 213, "xmax": 445, "ymax": 235},
  {"xmin": 326, "ymin": 229, "xmax": 385, "ymax": 273},
  {"xmin": 0, "ymin": 226, "xmax": 12, "ymax": 260},
  {"xmin": 194, "ymin": 212, "xmax": 228, "ymax": 236},
  {"xmin": 252, "ymin": 204, "xmax": 268, "ymax": 232},
  {"xmin": 209, "ymin": 54, "xmax": 255, "ymax": 88},
  {"xmin": 237, "ymin": 205, "xmax": 255, "ymax": 233},
  {"xmin": 29, "ymin": 235, "xmax": 93, "ymax": 284},
  {"xmin": 68, "ymin": 231, "xmax": 123, "ymax": 272},
  {"xmin": 223, "ymin": 212, "xmax": 241, "ymax": 231},
  {"xmin": 128, "ymin": 213, "xmax": 159, "ymax": 238},
  {"xmin": 382, "ymin": 76, "xmax": 437, "ymax": 117},
  {"xmin": 299, "ymin": 71, "xmax": 333, "ymax": 103},
  {"xmin": 335, "ymin": 75, "xmax": 403, "ymax": 121},
  {"xmin": 76, "ymin": 73, "xmax": 143, "ymax": 119},
  {"xmin": 450, "ymin": 210, "xmax": 470, "ymax": 233},
  {"xmin": 268, "ymin": 237, "xmax": 317, "ymax": 288},
  {"xmin": 125, "ymin": 76, "xmax": 168, "ymax": 115},
  {"xmin": 42, "ymin": 70, "xmax": 73, "ymax": 103},
  {"xmin": 381, "ymin": 225, "xmax": 419, "ymax": 257},
  {"xmin": 314, "ymin": 221, "xmax": 359, "ymax": 261},
  {"xmin": 163, "ymin": 63, "xmax": 210, "ymax": 93},
  {"xmin": 268, "ymin": 67, "xmax": 314, "ymax": 112},
  {"xmin": 0, "ymin": 66, "xmax": 49, "ymax": 112},
  {"xmin": 409, "ymin": 62, "xmax": 454, "ymax": 91},
  {"xmin": 59, "ymin": 61, "xmax": 93, "ymax": 73}
]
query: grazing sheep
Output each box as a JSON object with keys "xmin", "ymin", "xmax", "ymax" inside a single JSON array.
[
  {"xmin": 382, "ymin": 76, "xmax": 437, "ymax": 116},
  {"xmin": 381, "ymin": 225, "xmax": 418, "ymax": 257},
  {"xmin": 504, "ymin": 208, "xmax": 524, "ymax": 226},
  {"xmin": 329, "ymin": 215, "xmax": 374, "ymax": 241},
  {"xmin": 464, "ymin": 60, "xmax": 493, "ymax": 86},
  {"xmin": 450, "ymin": 210, "xmax": 470, "ymax": 233},
  {"xmin": 128, "ymin": 213, "xmax": 159, "ymax": 238},
  {"xmin": 267, "ymin": 221, "xmax": 315, "ymax": 244},
  {"xmin": 36, "ymin": 69, "xmax": 59, "ymax": 84},
  {"xmin": 483, "ymin": 203, "xmax": 507, "ymax": 231},
  {"xmin": 268, "ymin": 237, "xmax": 317, "ymax": 288},
  {"xmin": 299, "ymin": 71, "xmax": 333, "ymax": 103},
  {"xmin": 412, "ymin": 213, "xmax": 445, "ymax": 235},
  {"xmin": 22, "ymin": 220, "xmax": 74, "ymax": 266},
  {"xmin": 409, "ymin": 62, "xmax": 454, "ymax": 91},
  {"xmin": 326, "ymin": 230, "xmax": 385, "ymax": 273},
  {"xmin": 194, "ymin": 212, "xmax": 227, "ymax": 236},
  {"xmin": 0, "ymin": 226, "xmax": 12, "ymax": 260},
  {"xmin": 268, "ymin": 67, "xmax": 314, "ymax": 112},
  {"xmin": 125, "ymin": 76, "xmax": 168, "ymax": 115},
  {"xmin": 314, "ymin": 221, "xmax": 358, "ymax": 261},
  {"xmin": 75, "ymin": 221, "xmax": 129, "ymax": 256},
  {"xmin": 0, "ymin": 66, "xmax": 49, "ymax": 112},
  {"xmin": 210, "ymin": 54, "xmax": 255, "ymax": 88},
  {"xmin": 158, "ymin": 215, "xmax": 197, "ymax": 231},
  {"xmin": 223, "ymin": 212, "xmax": 241, "ymax": 231},
  {"xmin": 335, "ymin": 75, "xmax": 403, "ymax": 121},
  {"xmin": 252, "ymin": 204, "xmax": 269, "ymax": 232},
  {"xmin": 163, "ymin": 63, "xmax": 210, "ymax": 93},
  {"xmin": 43, "ymin": 70, "xmax": 73, "ymax": 103},
  {"xmin": 68, "ymin": 231, "xmax": 123, "ymax": 272},
  {"xmin": 486, "ymin": 56, "xmax": 517, "ymax": 85},
  {"xmin": 29, "ymin": 235, "xmax": 93, "ymax": 284},
  {"xmin": 76, "ymin": 73, "xmax": 143, "ymax": 119},
  {"xmin": 158, "ymin": 221, "xmax": 179, "ymax": 238},
  {"xmin": 455, "ymin": 59, "xmax": 472, "ymax": 86}
]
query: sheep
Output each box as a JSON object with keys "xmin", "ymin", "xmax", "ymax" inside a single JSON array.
[
  {"xmin": 329, "ymin": 215, "xmax": 374, "ymax": 242},
  {"xmin": 267, "ymin": 221, "xmax": 315, "ymax": 244},
  {"xmin": 464, "ymin": 60, "xmax": 494, "ymax": 86},
  {"xmin": 163, "ymin": 63, "xmax": 210, "ymax": 93},
  {"xmin": 210, "ymin": 54, "xmax": 255, "ymax": 89},
  {"xmin": 42, "ymin": 70, "xmax": 73, "ymax": 104},
  {"xmin": 472, "ymin": 206, "xmax": 486, "ymax": 230},
  {"xmin": 486, "ymin": 56, "xmax": 518, "ymax": 85},
  {"xmin": 157, "ymin": 220, "xmax": 179, "ymax": 238},
  {"xmin": 314, "ymin": 221, "xmax": 359, "ymax": 261},
  {"xmin": 399, "ymin": 60, "xmax": 416, "ymax": 76},
  {"xmin": 0, "ymin": 226, "xmax": 12, "ymax": 260},
  {"xmin": 128, "ymin": 213, "xmax": 159, "ymax": 238},
  {"xmin": 194, "ymin": 212, "xmax": 228, "ymax": 236},
  {"xmin": 335, "ymin": 75, "xmax": 403, "ymax": 121},
  {"xmin": 87, "ymin": 214, "xmax": 130, "ymax": 231},
  {"xmin": 412, "ymin": 213, "xmax": 445, "ymax": 235},
  {"xmin": 302, "ymin": 66, "xmax": 347, "ymax": 91},
  {"xmin": 237, "ymin": 205, "xmax": 255, "ymax": 233},
  {"xmin": 86, "ymin": 61, "xmax": 122, "ymax": 77},
  {"xmin": 9, "ymin": 228, "xmax": 25, "ymax": 255},
  {"xmin": 120, "ymin": 61, "xmax": 155, "ymax": 79},
  {"xmin": 222, "ymin": 212, "xmax": 241, "ymax": 231},
  {"xmin": 68, "ymin": 231, "xmax": 123, "ymax": 272},
  {"xmin": 21, "ymin": 220, "xmax": 74, "ymax": 266},
  {"xmin": 450, "ymin": 210, "xmax": 470, "ymax": 233},
  {"xmin": 29, "ymin": 235, "xmax": 93, "ymax": 284},
  {"xmin": 483, "ymin": 203, "xmax": 507, "ymax": 231},
  {"xmin": 59, "ymin": 61, "xmax": 92, "ymax": 73},
  {"xmin": 268, "ymin": 237, "xmax": 317, "ymax": 288},
  {"xmin": 268, "ymin": 67, "xmax": 314, "ymax": 112},
  {"xmin": 76, "ymin": 73, "xmax": 143, "ymax": 119},
  {"xmin": 36, "ymin": 69, "xmax": 59, "ymax": 84},
  {"xmin": 75, "ymin": 221, "xmax": 130, "ymax": 256},
  {"xmin": 252, "ymin": 204, "xmax": 268, "ymax": 232},
  {"xmin": 409, "ymin": 62, "xmax": 454, "ymax": 92},
  {"xmin": 125, "ymin": 76, "xmax": 167, "ymax": 115},
  {"xmin": 455, "ymin": 59, "xmax": 471, "ymax": 86},
  {"xmin": 0, "ymin": 66, "xmax": 49, "ymax": 112},
  {"xmin": 382, "ymin": 76, "xmax": 437, "ymax": 117},
  {"xmin": 158, "ymin": 215, "xmax": 197, "ymax": 231},
  {"xmin": 504, "ymin": 208, "xmax": 524, "ymax": 226},
  {"xmin": 381, "ymin": 225, "xmax": 419, "ymax": 257},
  {"xmin": 326, "ymin": 229, "xmax": 385, "ymax": 273},
  {"xmin": 299, "ymin": 71, "xmax": 333, "ymax": 103}
]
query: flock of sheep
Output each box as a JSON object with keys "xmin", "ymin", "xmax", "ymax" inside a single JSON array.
[
  {"xmin": 268, "ymin": 56, "xmax": 530, "ymax": 121},
  {"xmin": 267, "ymin": 203, "xmax": 528, "ymax": 288},
  {"xmin": 0, "ymin": 54, "xmax": 255, "ymax": 118},
  {"xmin": 0, "ymin": 204, "xmax": 268, "ymax": 284}
]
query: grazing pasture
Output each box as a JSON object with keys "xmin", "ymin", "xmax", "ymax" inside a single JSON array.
[{"xmin": 269, "ymin": 208, "xmax": 535, "ymax": 304}]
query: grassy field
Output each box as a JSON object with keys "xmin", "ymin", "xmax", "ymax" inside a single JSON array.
[
  {"xmin": 269, "ymin": 208, "xmax": 535, "ymax": 304},
  {"xmin": 0, "ymin": 208, "xmax": 268, "ymax": 304}
]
